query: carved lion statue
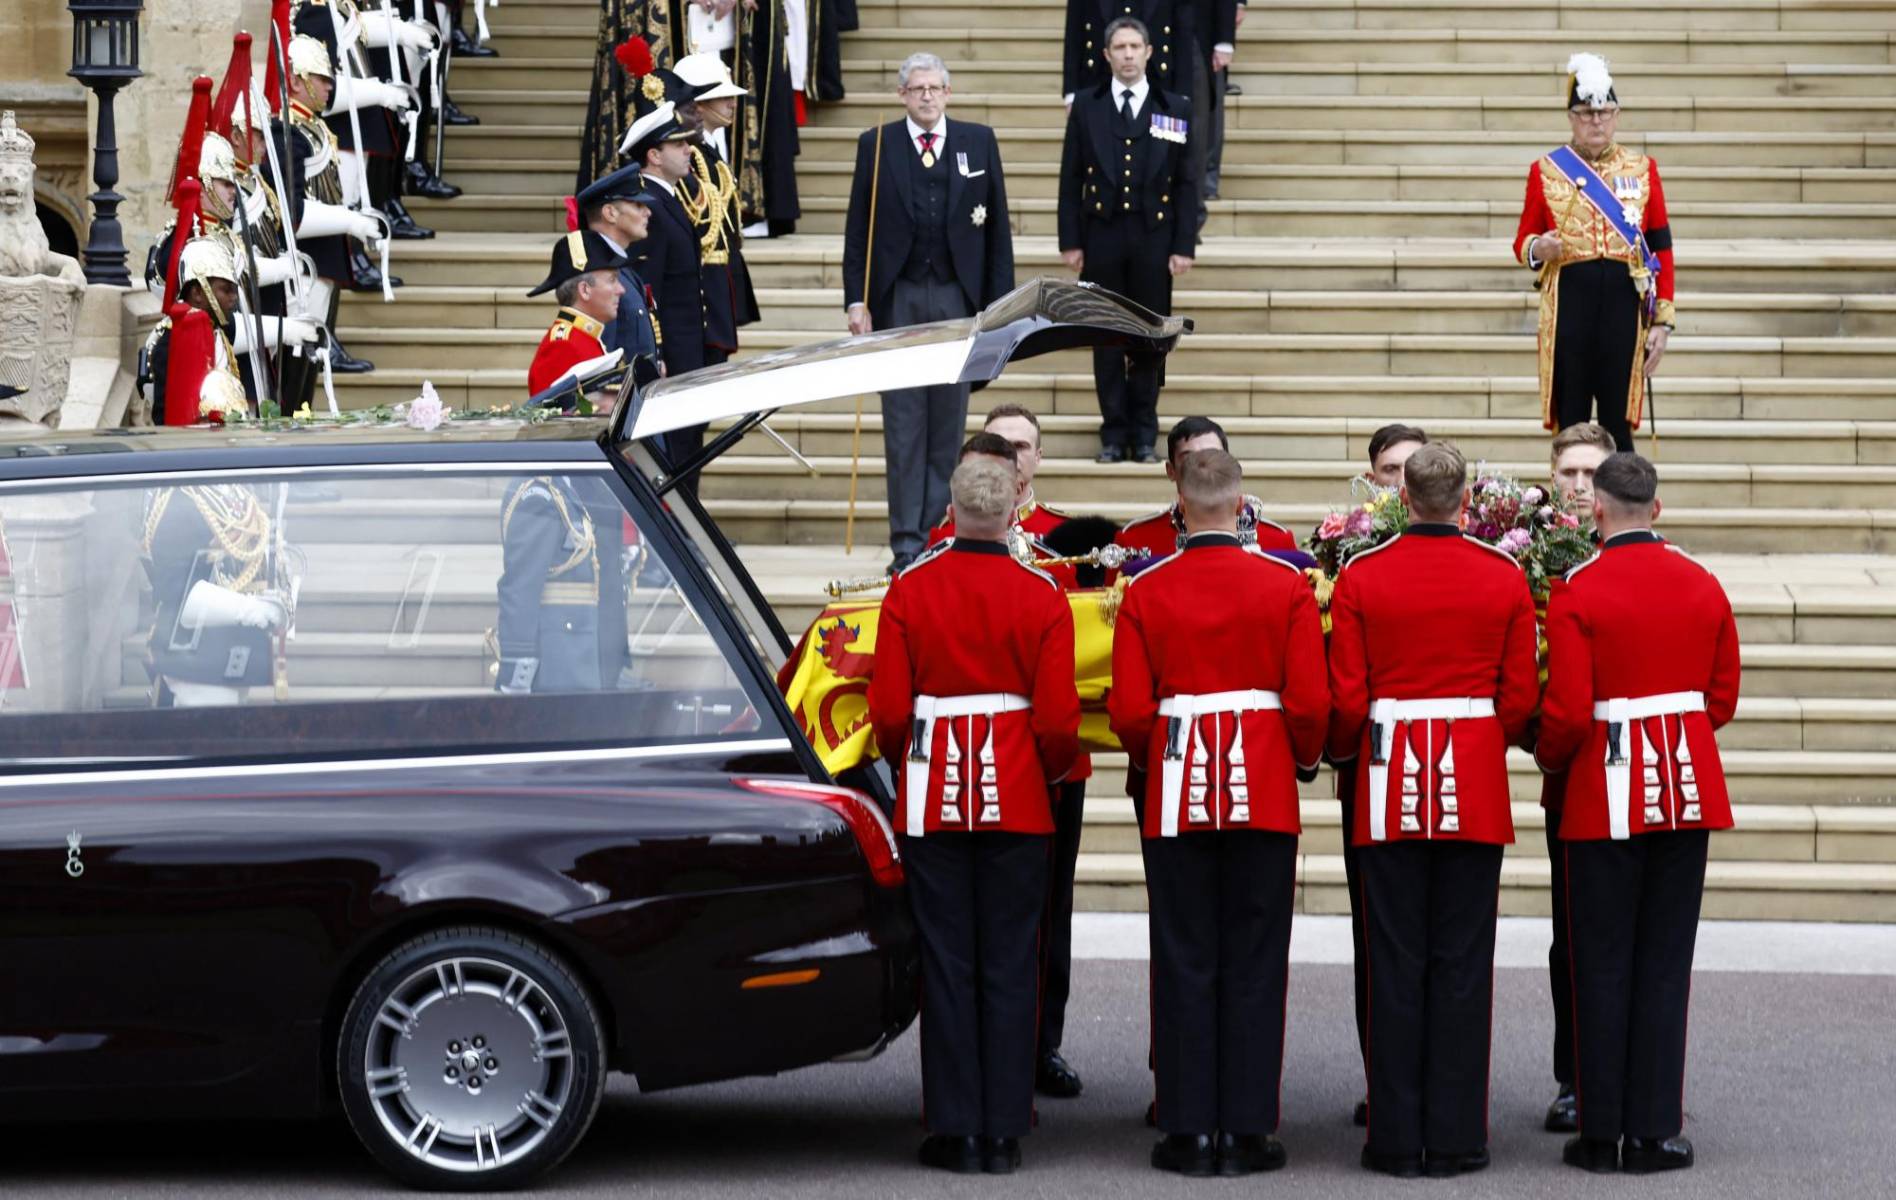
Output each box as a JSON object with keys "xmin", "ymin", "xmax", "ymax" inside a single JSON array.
[{"xmin": 0, "ymin": 111, "xmax": 84, "ymax": 285}]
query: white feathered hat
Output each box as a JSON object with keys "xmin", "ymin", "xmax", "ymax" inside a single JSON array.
[{"xmin": 1565, "ymin": 52, "xmax": 1618, "ymax": 109}]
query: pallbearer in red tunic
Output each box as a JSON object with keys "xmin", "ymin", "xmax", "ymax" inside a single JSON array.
[
  {"xmin": 1513, "ymin": 52, "xmax": 1676, "ymax": 451},
  {"xmin": 1110, "ymin": 449, "xmax": 1328, "ymax": 1178},
  {"xmin": 526, "ymin": 230, "xmax": 628, "ymax": 401},
  {"xmin": 1116, "ymin": 417, "xmax": 1298, "ymax": 570},
  {"xmin": 1325, "ymin": 442, "xmax": 1540, "ymax": 1179},
  {"xmin": 1534, "ymin": 453, "xmax": 1738, "ymax": 1176},
  {"xmin": 867, "ymin": 457, "xmax": 1081, "ymax": 1176}
]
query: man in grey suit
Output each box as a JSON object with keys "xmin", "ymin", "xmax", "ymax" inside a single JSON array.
[{"xmin": 842, "ymin": 52, "xmax": 1015, "ymax": 572}]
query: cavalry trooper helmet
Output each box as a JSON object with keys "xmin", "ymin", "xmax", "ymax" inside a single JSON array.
[
  {"xmin": 287, "ymin": 33, "xmax": 335, "ymax": 85},
  {"xmin": 198, "ymin": 131, "xmax": 241, "ymax": 221},
  {"xmin": 178, "ymin": 232, "xmax": 241, "ymax": 322}
]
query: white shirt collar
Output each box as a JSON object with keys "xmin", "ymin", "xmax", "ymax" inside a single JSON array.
[
  {"xmin": 905, "ymin": 115, "xmax": 947, "ymax": 152},
  {"xmin": 705, "ymin": 126, "xmax": 729, "ymax": 161},
  {"xmin": 594, "ymin": 230, "xmax": 628, "ymax": 257},
  {"xmin": 642, "ymin": 173, "xmax": 677, "ymax": 198},
  {"xmin": 1114, "ymin": 77, "xmax": 1150, "ymax": 114}
]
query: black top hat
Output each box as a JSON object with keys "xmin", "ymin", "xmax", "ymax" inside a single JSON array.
[{"xmin": 527, "ymin": 229, "xmax": 630, "ymax": 297}]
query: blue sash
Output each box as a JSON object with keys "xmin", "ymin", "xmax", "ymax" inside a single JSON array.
[{"xmin": 1546, "ymin": 145, "xmax": 1660, "ymax": 319}]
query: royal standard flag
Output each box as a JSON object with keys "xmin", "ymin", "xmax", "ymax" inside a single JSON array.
[{"xmin": 779, "ymin": 586, "xmax": 1126, "ymax": 775}]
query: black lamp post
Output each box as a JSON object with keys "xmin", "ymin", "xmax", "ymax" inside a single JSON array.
[{"xmin": 68, "ymin": 0, "xmax": 143, "ymax": 287}]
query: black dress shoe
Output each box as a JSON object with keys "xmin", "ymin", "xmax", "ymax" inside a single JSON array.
[
  {"xmin": 384, "ymin": 197, "xmax": 434, "ymax": 240},
  {"xmin": 1545, "ymin": 1086, "xmax": 1579, "ymax": 1133},
  {"xmin": 1225, "ymin": 79, "xmax": 1243, "ymax": 96},
  {"xmin": 450, "ymin": 27, "xmax": 498, "ymax": 57},
  {"xmin": 1144, "ymin": 1100, "xmax": 1158, "ymax": 1129},
  {"xmin": 404, "ymin": 159, "xmax": 462, "ymax": 200},
  {"xmin": 1151, "ymin": 1133, "xmax": 1217, "ymax": 1177},
  {"xmin": 1361, "ymin": 1146, "xmax": 1424, "ymax": 1178},
  {"xmin": 981, "ymin": 1137, "xmax": 1021, "ymax": 1175},
  {"xmin": 1424, "ymin": 1147, "xmax": 1490, "ymax": 1178},
  {"xmin": 442, "ymin": 95, "xmax": 480, "ymax": 125},
  {"xmin": 1035, "ymin": 1049, "xmax": 1082, "ymax": 1098},
  {"xmin": 1133, "ymin": 446, "xmax": 1161, "ymax": 464},
  {"xmin": 1215, "ymin": 1133, "xmax": 1287, "ymax": 1176},
  {"xmin": 326, "ymin": 337, "xmax": 375, "ymax": 374},
  {"xmin": 1562, "ymin": 1135, "xmax": 1619, "ymax": 1174},
  {"xmin": 346, "ymin": 245, "xmax": 400, "ymax": 292},
  {"xmin": 917, "ymin": 1134, "xmax": 983, "ymax": 1174},
  {"xmin": 1352, "ymin": 1099, "xmax": 1369, "ymax": 1127},
  {"xmin": 1622, "ymin": 1135, "xmax": 1694, "ymax": 1174},
  {"xmin": 1095, "ymin": 444, "xmax": 1126, "ymax": 464}
]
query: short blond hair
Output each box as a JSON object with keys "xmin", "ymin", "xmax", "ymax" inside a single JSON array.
[
  {"xmin": 1178, "ymin": 448, "xmax": 1242, "ymax": 511},
  {"xmin": 1550, "ymin": 422, "xmax": 1617, "ymax": 466},
  {"xmin": 1403, "ymin": 441, "xmax": 1468, "ymax": 520},
  {"xmin": 950, "ymin": 457, "xmax": 1014, "ymax": 533}
]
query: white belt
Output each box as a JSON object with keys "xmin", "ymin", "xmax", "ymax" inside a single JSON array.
[
  {"xmin": 1596, "ymin": 691, "xmax": 1705, "ymax": 840},
  {"xmin": 1159, "ymin": 690, "xmax": 1280, "ymax": 838},
  {"xmin": 904, "ymin": 692, "xmax": 1030, "ymax": 837},
  {"xmin": 1366, "ymin": 696, "xmax": 1496, "ymax": 843}
]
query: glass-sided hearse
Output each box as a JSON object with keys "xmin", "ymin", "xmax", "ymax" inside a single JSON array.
[{"xmin": 0, "ymin": 280, "xmax": 1185, "ymax": 1188}]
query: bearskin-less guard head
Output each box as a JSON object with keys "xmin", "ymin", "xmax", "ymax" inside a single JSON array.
[
  {"xmin": 1565, "ymin": 52, "xmax": 1617, "ymax": 109},
  {"xmin": 527, "ymin": 229, "xmax": 629, "ymax": 298}
]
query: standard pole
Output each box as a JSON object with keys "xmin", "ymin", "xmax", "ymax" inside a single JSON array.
[{"xmin": 843, "ymin": 119, "xmax": 884, "ymax": 558}]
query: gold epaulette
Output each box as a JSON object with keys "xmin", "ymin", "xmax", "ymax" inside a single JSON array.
[{"xmin": 549, "ymin": 320, "xmax": 573, "ymax": 343}]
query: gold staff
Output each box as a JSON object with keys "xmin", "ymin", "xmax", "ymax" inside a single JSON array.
[{"xmin": 844, "ymin": 118, "xmax": 886, "ymax": 557}]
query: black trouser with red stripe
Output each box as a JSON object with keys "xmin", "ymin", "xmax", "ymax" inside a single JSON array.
[
  {"xmin": 1143, "ymin": 829, "xmax": 1298, "ymax": 1136},
  {"xmin": 1565, "ymin": 829, "xmax": 1709, "ymax": 1142},
  {"xmin": 900, "ymin": 831, "xmax": 1050, "ymax": 1138},
  {"xmin": 1359, "ymin": 839, "xmax": 1504, "ymax": 1159},
  {"xmin": 1037, "ymin": 778, "xmax": 1087, "ymax": 1056}
]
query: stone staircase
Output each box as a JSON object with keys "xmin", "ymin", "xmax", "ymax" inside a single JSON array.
[{"xmin": 332, "ymin": 0, "xmax": 1896, "ymax": 919}]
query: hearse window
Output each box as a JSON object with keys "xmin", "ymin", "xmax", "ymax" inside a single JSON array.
[{"xmin": 0, "ymin": 470, "xmax": 773, "ymax": 767}]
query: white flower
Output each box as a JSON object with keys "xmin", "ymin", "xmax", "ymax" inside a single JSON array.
[
  {"xmin": 971, "ymin": 204, "xmax": 987, "ymax": 228},
  {"xmin": 405, "ymin": 381, "xmax": 446, "ymax": 431}
]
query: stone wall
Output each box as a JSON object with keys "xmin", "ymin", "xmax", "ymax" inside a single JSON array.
[{"xmin": 0, "ymin": 0, "xmax": 269, "ymax": 266}]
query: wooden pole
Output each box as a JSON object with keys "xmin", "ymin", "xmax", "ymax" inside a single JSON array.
[{"xmin": 844, "ymin": 119, "xmax": 885, "ymax": 557}]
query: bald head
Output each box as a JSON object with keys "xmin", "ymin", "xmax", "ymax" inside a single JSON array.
[{"xmin": 1178, "ymin": 449, "xmax": 1244, "ymax": 534}]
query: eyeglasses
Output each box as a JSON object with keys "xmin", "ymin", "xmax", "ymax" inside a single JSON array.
[
  {"xmin": 1569, "ymin": 108, "xmax": 1620, "ymax": 123},
  {"xmin": 901, "ymin": 84, "xmax": 946, "ymax": 97}
]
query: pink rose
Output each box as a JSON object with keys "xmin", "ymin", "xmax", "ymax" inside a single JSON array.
[
  {"xmin": 1345, "ymin": 510, "xmax": 1373, "ymax": 537},
  {"xmin": 1318, "ymin": 512, "xmax": 1349, "ymax": 540}
]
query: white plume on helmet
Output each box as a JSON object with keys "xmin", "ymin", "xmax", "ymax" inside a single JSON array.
[{"xmin": 1566, "ymin": 52, "xmax": 1615, "ymax": 108}]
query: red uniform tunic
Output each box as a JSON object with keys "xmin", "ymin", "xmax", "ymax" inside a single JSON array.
[
  {"xmin": 1110, "ymin": 533, "xmax": 1330, "ymax": 839},
  {"xmin": 868, "ymin": 538, "xmax": 1082, "ymax": 836},
  {"xmin": 1116, "ymin": 496, "xmax": 1298, "ymax": 561},
  {"xmin": 1326, "ymin": 525, "xmax": 1540, "ymax": 847},
  {"xmin": 527, "ymin": 307, "xmax": 609, "ymax": 397},
  {"xmin": 1535, "ymin": 531, "xmax": 1739, "ymax": 841}
]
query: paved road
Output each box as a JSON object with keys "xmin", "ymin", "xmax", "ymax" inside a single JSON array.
[{"xmin": 6, "ymin": 956, "xmax": 1891, "ymax": 1198}]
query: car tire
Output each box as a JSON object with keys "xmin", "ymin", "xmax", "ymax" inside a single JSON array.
[{"xmin": 336, "ymin": 926, "xmax": 607, "ymax": 1191}]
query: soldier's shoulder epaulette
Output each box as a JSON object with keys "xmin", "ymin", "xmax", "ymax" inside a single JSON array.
[
  {"xmin": 1464, "ymin": 534, "xmax": 1526, "ymax": 571},
  {"xmin": 548, "ymin": 319, "xmax": 573, "ymax": 343},
  {"xmin": 1338, "ymin": 534, "xmax": 1401, "ymax": 571},
  {"xmin": 1563, "ymin": 550, "xmax": 1605, "ymax": 583},
  {"xmin": 1124, "ymin": 549, "xmax": 1183, "ymax": 586}
]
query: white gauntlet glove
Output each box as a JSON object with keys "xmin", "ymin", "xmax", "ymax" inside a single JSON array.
[
  {"xmin": 255, "ymin": 253, "xmax": 296, "ymax": 287},
  {"xmin": 181, "ymin": 580, "xmax": 287, "ymax": 631},
  {"xmin": 232, "ymin": 315, "xmax": 322, "ymax": 354},
  {"xmin": 330, "ymin": 75, "xmax": 413, "ymax": 113}
]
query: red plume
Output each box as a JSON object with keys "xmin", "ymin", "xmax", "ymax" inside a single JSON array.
[
  {"xmin": 262, "ymin": 0, "xmax": 291, "ymax": 115},
  {"xmin": 164, "ymin": 304, "xmax": 216, "ymax": 427},
  {"xmin": 615, "ymin": 36, "xmax": 654, "ymax": 78},
  {"xmin": 211, "ymin": 33, "xmax": 254, "ymax": 158},
  {"xmin": 163, "ymin": 178, "xmax": 203, "ymax": 312},
  {"xmin": 167, "ymin": 77, "xmax": 214, "ymax": 204},
  {"xmin": 563, "ymin": 195, "xmax": 580, "ymax": 232}
]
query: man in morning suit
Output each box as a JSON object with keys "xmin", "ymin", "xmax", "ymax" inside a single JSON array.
[
  {"xmin": 868, "ymin": 457, "xmax": 1080, "ymax": 1176},
  {"xmin": 1059, "ymin": 16, "xmax": 1199, "ymax": 465},
  {"xmin": 1536, "ymin": 453, "xmax": 1739, "ymax": 1176},
  {"xmin": 843, "ymin": 52, "xmax": 1016, "ymax": 573},
  {"xmin": 1326, "ymin": 441, "xmax": 1541, "ymax": 1179}
]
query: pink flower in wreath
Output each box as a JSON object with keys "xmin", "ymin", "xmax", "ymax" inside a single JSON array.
[
  {"xmin": 1344, "ymin": 510, "xmax": 1374, "ymax": 537},
  {"xmin": 1523, "ymin": 486, "xmax": 1546, "ymax": 506},
  {"xmin": 1499, "ymin": 528, "xmax": 1533, "ymax": 555},
  {"xmin": 1318, "ymin": 512, "xmax": 1350, "ymax": 540},
  {"xmin": 1558, "ymin": 512, "xmax": 1581, "ymax": 529}
]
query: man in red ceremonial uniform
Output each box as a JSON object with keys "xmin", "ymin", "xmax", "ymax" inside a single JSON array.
[
  {"xmin": 526, "ymin": 230, "xmax": 628, "ymax": 401},
  {"xmin": 1117, "ymin": 416, "xmax": 1297, "ymax": 568},
  {"xmin": 1326, "ymin": 442, "xmax": 1540, "ymax": 1179},
  {"xmin": 867, "ymin": 456, "xmax": 1081, "ymax": 1176},
  {"xmin": 1535, "ymin": 453, "xmax": 1739, "ymax": 1176},
  {"xmin": 1110, "ymin": 450, "xmax": 1328, "ymax": 1177},
  {"xmin": 1513, "ymin": 52, "xmax": 1675, "ymax": 451}
]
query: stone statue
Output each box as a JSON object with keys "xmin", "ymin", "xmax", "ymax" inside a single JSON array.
[{"xmin": 0, "ymin": 110, "xmax": 86, "ymax": 425}]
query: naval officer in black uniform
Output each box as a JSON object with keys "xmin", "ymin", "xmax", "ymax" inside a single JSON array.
[
  {"xmin": 1058, "ymin": 16, "xmax": 1198, "ymax": 465},
  {"xmin": 842, "ymin": 51, "xmax": 1015, "ymax": 572},
  {"xmin": 577, "ymin": 164, "xmax": 661, "ymax": 376}
]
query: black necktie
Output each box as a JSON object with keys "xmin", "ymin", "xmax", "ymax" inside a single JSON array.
[{"xmin": 1120, "ymin": 88, "xmax": 1135, "ymax": 123}]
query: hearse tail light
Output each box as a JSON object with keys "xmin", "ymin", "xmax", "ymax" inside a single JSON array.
[{"xmin": 736, "ymin": 778, "xmax": 905, "ymax": 888}]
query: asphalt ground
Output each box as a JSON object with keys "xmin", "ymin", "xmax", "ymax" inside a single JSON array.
[{"xmin": 5, "ymin": 921, "xmax": 1893, "ymax": 1198}]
